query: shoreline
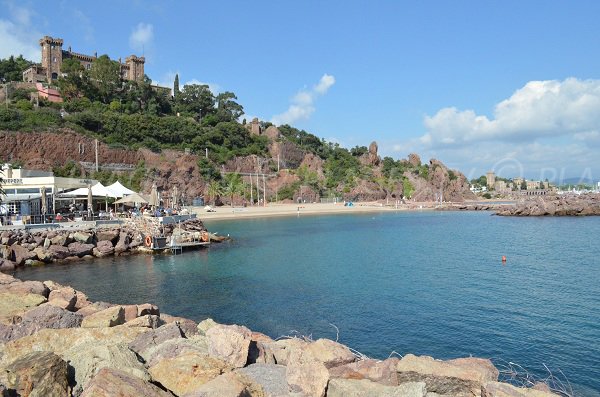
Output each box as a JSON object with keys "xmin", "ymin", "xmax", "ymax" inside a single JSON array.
[{"xmin": 0, "ymin": 273, "xmax": 564, "ymax": 396}]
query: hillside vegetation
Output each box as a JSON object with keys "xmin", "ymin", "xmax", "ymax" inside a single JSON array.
[{"xmin": 0, "ymin": 55, "xmax": 474, "ymax": 204}]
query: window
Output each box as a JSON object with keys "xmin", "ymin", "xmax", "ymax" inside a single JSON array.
[
  {"xmin": 86, "ymin": 64, "xmax": 91, "ymax": 70},
  {"xmin": 53, "ymin": 57, "xmax": 57, "ymax": 63}
]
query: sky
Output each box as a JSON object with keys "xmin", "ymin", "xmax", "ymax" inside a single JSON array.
[{"xmin": 1, "ymin": 0, "xmax": 600, "ymax": 181}]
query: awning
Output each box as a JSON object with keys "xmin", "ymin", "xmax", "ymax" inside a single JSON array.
[
  {"xmin": 60, "ymin": 182, "xmax": 118, "ymax": 198},
  {"xmin": 106, "ymin": 181, "xmax": 136, "ymax": 198}
]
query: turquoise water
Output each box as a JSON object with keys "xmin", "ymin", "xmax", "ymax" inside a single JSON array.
[{"xmin": 16, "ymin": 211, "xmax": 600, "ymax": 395}]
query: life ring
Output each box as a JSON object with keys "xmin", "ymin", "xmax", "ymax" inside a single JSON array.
[
  {"xmin": 201, "ymin": 231, "xmax": 209, "ymax": 242},
  {"xmin": 144, "ymin": 235, "xmax": 152, "ymax": 247}
]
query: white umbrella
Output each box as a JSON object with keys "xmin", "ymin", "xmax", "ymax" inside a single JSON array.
[{"xmin": 114, "ymin": 193, "xmax": 148, "ymax": 205}]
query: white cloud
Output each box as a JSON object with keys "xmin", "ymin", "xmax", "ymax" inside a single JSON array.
[
  {"xmin": 271, "ymin": 73, "xmax": 336, "ymax": 125},
  {"xmin": 421, "ymin": 78, "xmax": 600, "ymax": 148},
  {"xmin": 0, "ymin": 3, "xmax": 41, "ymax": 61},
  {"xmin": 389, "ymin": 78, "xmax": 600, "ymax": 179},
  {"xmin": 129, "ymin": 22, "xmax": 153, "ymax": 53}
]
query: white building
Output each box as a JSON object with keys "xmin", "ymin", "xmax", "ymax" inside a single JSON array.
[{"xmin": 1, "ymin": 164, "xmax": 96, "ymax": 220}]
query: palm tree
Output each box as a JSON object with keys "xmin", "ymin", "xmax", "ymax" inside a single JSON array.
[
  {"xmin": 223, "ymin": 173, "xmax": 244, "ymax": 207},
  {"xmin": 206, "ymin": 181, "xmax": 223, "ymax": 206}
]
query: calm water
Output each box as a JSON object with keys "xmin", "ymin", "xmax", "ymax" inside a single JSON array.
[{"xmin": 16, "ymin": 211, "xmax": 600, "ymax": 395}]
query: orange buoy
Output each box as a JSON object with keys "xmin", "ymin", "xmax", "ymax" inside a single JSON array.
[
  {"xmin": 502, "ymin": 255, "xmax": 507, "ymax": 262},
  {"xmin": 144, "ymin": 235, "xmax": 152, "ymax": 247}
]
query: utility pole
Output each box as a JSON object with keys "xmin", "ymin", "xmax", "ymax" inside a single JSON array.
[
  {"xmin": 250, "ymin": 175, "xmax": 253, "ymax": 206},
  {"xmin": 95, "ymin": 139, "xmax": 99, "ymax": 172},
  {"xmin": 256, "ymin": 173, "xmax": 260, "ymax": 205},
  {"xmin": 277, "ymin": 154, "xmax": 280, "ymax": 173},
  {"xmin": 263, "ymin": 174, "xmax": 266, "ymax": 207},
  {"xmin": 205, "ymin": 148, "xmax": 208, "ymax": 159}
]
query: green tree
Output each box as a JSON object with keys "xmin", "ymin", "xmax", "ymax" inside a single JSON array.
[
  {"xmin": 0, "ymin": 55, "xmax": 33, "ymax": 82},
  {"xmin": 215, "ymin": 91, "xmax": 244, "ymax": 122},
  {"xmin": 89, "ymin": 55, "xmax": 121, "ymax": 104},
  {"xmin": 222, "ymin": 173, "xmax": 244, "ymax": 207},
  {"xmin": 207, "ymin": 180, "xmax": 223, "ymax": 206},
  {"xmin": 178, "ymin": 84, "xmax": 215, "ymax": 120}
]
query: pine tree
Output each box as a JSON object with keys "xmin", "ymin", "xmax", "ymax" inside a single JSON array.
[{"xmin": 173, "ymin": 74, "xmax": 180, "ymax": 99}]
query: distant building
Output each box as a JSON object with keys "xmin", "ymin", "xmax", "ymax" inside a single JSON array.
[
  {"xmin": 513, "ymin": 177, "xmax": 524, "ymax": 189},
  {"xmin": 23, "ymin": 36, "xmax": 145, "ymax": 83},
  {"xmin": 494, "ymin": 180, "xmax": 509, "ymax": 193},
  {"xmin": 486, "ymin": 171, "xmax": 496, "ymax": 189},
  {"xmin": 526, "ymin": 180, "xmax": 540, "ymax": 190}
]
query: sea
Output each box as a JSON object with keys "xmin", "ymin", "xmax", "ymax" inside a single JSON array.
[{"xmin": 16, "ymin": 211, "xmax": 600, "ymax": 396}]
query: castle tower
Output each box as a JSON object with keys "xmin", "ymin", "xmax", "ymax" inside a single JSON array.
[
  {"xmin": 486, "ymin": 171, "xmax": 496, "ymax": 190},
  {"xmin": 125, "ymin": 55, "xmax": 145, "ymax": 81},
  {"xmin": 39, "ymin": 36, "xmax": 64, "ymax": 81}
]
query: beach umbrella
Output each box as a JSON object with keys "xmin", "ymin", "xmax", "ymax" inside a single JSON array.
[
  {"xmin": 114, "ymin": 193, "xmax": 148, "ymax": 205},
  {"xmin": 149, "ymin": 184, "xmax": 159, "ymax": 208},
  {"xmin": 172, "ymin": 186, "xmax": 179, "ymax": 208},
  {"xmin": 87, "ymin": 184, "xmax": 93, "ymax": 213}
]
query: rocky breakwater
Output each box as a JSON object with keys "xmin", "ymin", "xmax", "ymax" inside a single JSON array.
[
  {"xmin": 0, "ymin": 274, "xmax": 563, "ymax": 397},
  {"xmin": 495, "ymin": 193, "xmax": 600, "ymax": 216},
  {"xmin": 0, "ymin": 219, "xmax": 209, "ymax": 273}
]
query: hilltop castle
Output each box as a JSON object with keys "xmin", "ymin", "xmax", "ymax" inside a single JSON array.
[{"xmin": 22, "ymin": 36, "xmax": 145, "ymax": 83}]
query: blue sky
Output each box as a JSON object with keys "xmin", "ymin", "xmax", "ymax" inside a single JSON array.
[{"xmin": 2, "ymin": 0, "xmax": 600, "ymax": 181}]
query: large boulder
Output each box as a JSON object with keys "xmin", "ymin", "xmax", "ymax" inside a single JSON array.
[
  {"xmin": 263, "ymin": 337, "xmax": 308, "ymax": 366},
  {"xmin": 329, "ymin": 357, "xmax": 399, "ymax": 386},
  {"xmin": 327, "ymin": 378, "xmax": 426, "ymax": 397},
  {"xmin": 75, "ymin": 301, "xmax": 114, "ymax": 317},
  {"xmin": 2, "ymin": 351, "xmax": 70, "ymax": 397},
  {"xmin": 81, "ymin": 367, "xmax": 171, "ymax": 397},
  {"xmin": 148, "ymin": 351, "xmax": 233, "ymax": 396},
  {"xmin": 68, "ymin": 242, "xmax": 95, "ymax": 257},
  {"xmin": 128, "ymin": 322, "xmax": 185, "ymax": 362},
  {"xmin": 68, "ymin": 341, "xmax": 150, "ymax": 396},
  {"xmin": 0, "ymin": 258, "xmax": 16, "ymax": 272},
  {"xmin": 482, "ymin": 381, "xmax": 560, "ymax": 397},
  {"xmin": 81, "ymin": 306, "xmax": 125, "ymax": 328},
  {"xmin": 206, "ymin": 323, "xmax": 252, "ymax": 368},
  {"xmin": 396, "ymin": 354, "xmax": 499, "ymax": 396},
  {"xmin": 114, "ymin": 232, "xmax": 130, "ymax": 254},
  {"xmin": 96, "ymin": 229, "xmax": 120, "ymax": 243},
  {"xmin": 236, "ymin": 363, "xmax": 290, "ymax": 397},
  {"xmin": 0, "ymin": 303, "xmax": 84, "ymax": 342},
  {"xmin": 48, "ymin": 286, "xmax": 78, "ymax": 311},
  {"xmin": 1, "ymin": 327, "xmax": 149, "ymax": 364},
  {"xmin": 50, "ymin": 234, "xmax": 68, "ymax": 246},
  {"xmin": 10, "ymin": 244, "xmax": 36, "ymax": 266},
  {"xmin": 302, "ymin": 338, "xmax": 355, "ymax": 368},
  {"xmin": 93, "ymin": 240, "xmax": 114, "ymax": 257},
  {"xmin": 123, "ymin": 314, "xmax": 161, "ymax": 329},
  {"xmin": 48, "ymin": 245, "xmax": 70, "ymax": 260},
  {"xmin": 197, "ymin": 317, "xmax": 218, "ymax": 335},
  {"xmin": 0, "ymin": 292, "xmax": 46, "ymax": 325},
  {"xmin": 188, "ymin": 371, "xmax": 265, "ymax": 397},
  {"xmin": 33, "ymin": 247, "xmax": 54, "ymax": 262},
  {"xmin": 72, "ymin": 231, "xmax": 93, "ymax": 244},
  {"xmin": 248, "ymin": 331, "xmax": 276, "ymax": 364},
  {"xmin": 0, "ymin": 280, "xmax": 48, "ymax": 297},
  {"xmin": 144, "ymin": 335, "xmax": 209, "ymax": 367},
  {"xmin": 285, "ymin": 345, "xmax": 330, "ymax": 397}
]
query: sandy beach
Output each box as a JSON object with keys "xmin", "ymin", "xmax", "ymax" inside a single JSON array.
[{"xmin": 194, "ymin": 201, "xmax": 431, "ymax": 222}]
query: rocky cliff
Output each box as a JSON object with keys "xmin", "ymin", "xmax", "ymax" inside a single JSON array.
[{"xmin": 1, "ymin": 130, "xmax": 475, "ymax": 204}]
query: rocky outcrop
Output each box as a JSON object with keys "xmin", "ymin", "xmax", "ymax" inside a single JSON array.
[
  {"xmin": 0, "ymin": 275, "xmax": 561, "ymax": 397},
  {"xmin": 0, "ymin": 218, "xmax": 208, "ymax": 273},
  {"xmin": 496, "ymin": 193, "xmax": 600, "ymax": 216}
]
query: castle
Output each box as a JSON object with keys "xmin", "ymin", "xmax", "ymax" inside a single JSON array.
[{"xmin": 22, "ymin": 36, "xmax": 145, "ymax": 83}]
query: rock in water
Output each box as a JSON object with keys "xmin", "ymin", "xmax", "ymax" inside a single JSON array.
[{"xmin": 3, "ymin": 351, "xmax": 70, "ymax": 397}]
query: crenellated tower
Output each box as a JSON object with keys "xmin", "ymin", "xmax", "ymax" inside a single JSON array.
[{"xmin": 39, "ymin": 36, "xmax": 64, "ymax": 81}]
